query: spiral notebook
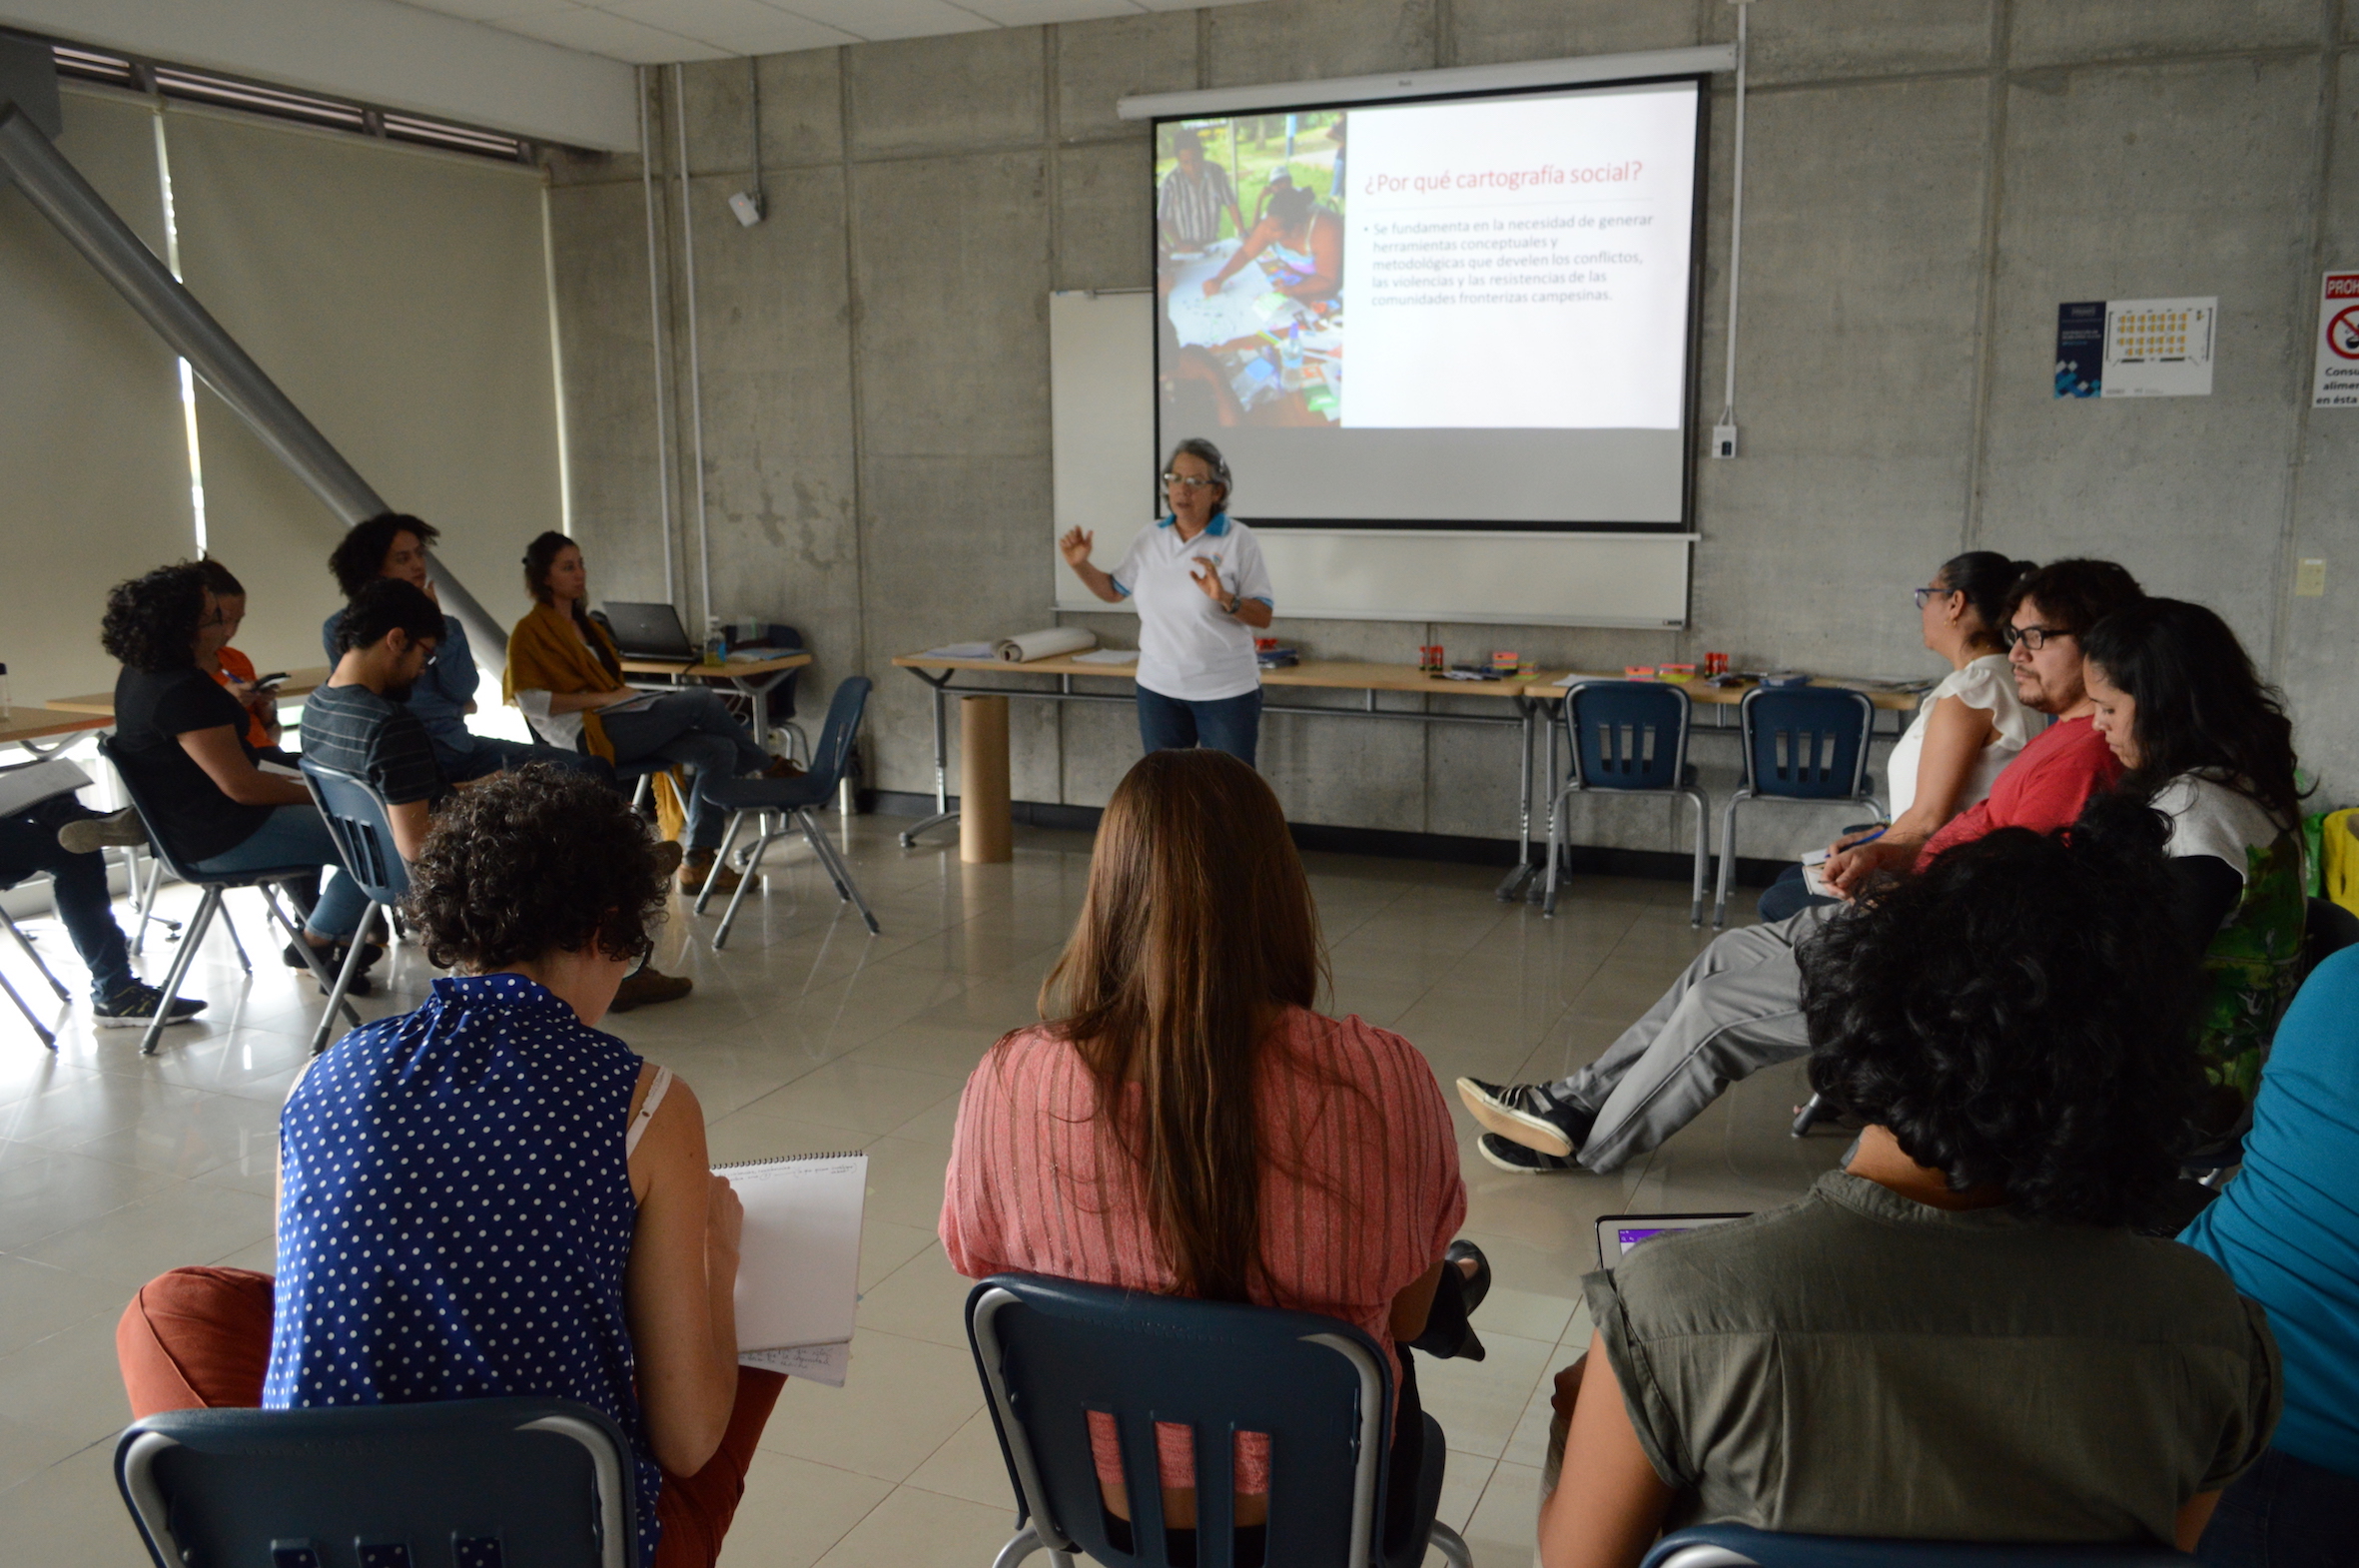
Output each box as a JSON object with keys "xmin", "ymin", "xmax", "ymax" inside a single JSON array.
[{"xmin": 718, "ymin": 1151, "xmax": 869, "ymax": 1388}]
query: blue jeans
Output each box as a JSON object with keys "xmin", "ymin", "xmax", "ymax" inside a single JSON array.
[
  {"xmin": 431, "ymin": 730, "xmax": 616, "ymax": 788},
  {"xmin": 1137, "ymin": 685, "xmax": 1262, "ymax": 768},
  {"xmin": 2198, "ymin": 1448, "xmax": 2359, "ymax": 1568},
  {"xmin": 189, "ymin": 805, "xmax": 369, "ymax": 941},
  {"xmin": 0, "ymin": 798, "xmax": 135, "ymax": 1001},
  {"xmin": 599, "ymin": 688, "xmax": 770, "ymax": 849},
  {"xmin": 1758, "ymin": 863, "xmax": 1839, "ymax": 924}
]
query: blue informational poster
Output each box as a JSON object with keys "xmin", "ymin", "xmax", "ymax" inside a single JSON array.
[{"xmin": 2055, "ymin": 301, "xmax": 2104, "ymax": 397}]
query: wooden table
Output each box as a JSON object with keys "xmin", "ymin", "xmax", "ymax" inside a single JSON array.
[
  {"xmin": 890, "ymin": 652, "xmax": 1551, "ymax": 883},
  {"xmin": 0, "ymin": 705, "xmax": 111, "ymax": 752},
  {"xmin": 46, "ymin": 666, "xmax": 334, "ymax": 716},
  {"xmin": 618, "ymin": 652, "xmax": 813, "ymax": 748}
]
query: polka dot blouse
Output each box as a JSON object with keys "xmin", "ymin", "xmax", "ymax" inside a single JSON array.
[{"xmin": 265, "ymin": 974, "xmax": 661, "ymax": 1564}]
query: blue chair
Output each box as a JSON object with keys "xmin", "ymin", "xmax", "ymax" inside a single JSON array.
[
  {"xmin": 99, "ymin": 736, "xmax": 358, "ymax": 1057},
  {"xmin": 1714, "ymin": 687, "xmax": 1885, "ymax": 929},
  {"xmin": 116, "ymin": 1396, "xmax": 639, "ymax": 1568},
  {"xmin": 692, "ymin": 677, "xmax": 879, "ymax": 945},
  {"xmin": 965, "ymin": 1274, "xmax": 1470, "ymax": 1568},
  {"xmin": 299, "ymin": 760, "xmax": 412, "ymax": 1056},
  {"xmin": 1546, "ymin": 681, "xmax": 1711, "ymax": 926},
  {"xmin": 1643, "ymin": 1523, "xmax": 2192, "ymax": 1568}
]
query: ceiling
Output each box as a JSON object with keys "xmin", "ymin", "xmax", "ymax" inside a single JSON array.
[{"xmin": 391, "ymin": 0, "xmax": 1264, "ymax": 65}]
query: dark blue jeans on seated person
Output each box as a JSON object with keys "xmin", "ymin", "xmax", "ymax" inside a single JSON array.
[
  {"xmin": 599, "ymin": 688, "xmax": 769, "ymax": 850},
  {"xmin": 188, "ymin": 805, "xmax": 368, "ymax": 941},
  {"xmin": 0, "ymin": 796, "xmax": 137, "ymax": 1002},
  {"xmin": 1758, "ymin": 863, "xmax": 1840, "ymax": 924},
  {"xmin": 432, "ymin": 730, "xmax": 616, "ymax": 789},
  {"xmin": 1137, "ymin": 685, "xmax": 1263, "ymax": 768},
  {"xmin": 2198, "ymin": 1448, "xmax": 2359, "ymax": 1568}
]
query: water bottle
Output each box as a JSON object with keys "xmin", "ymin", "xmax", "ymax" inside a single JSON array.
[
  {"xmin": 1281, "ymin": 323, "xmax": 1304, "ymax": 390},
  {"xmin": 0, "ymin": 661, "xmax": 11, "ymax": 712}
]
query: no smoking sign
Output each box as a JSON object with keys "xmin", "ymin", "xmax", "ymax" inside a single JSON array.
[{"xmin": 2314, "ymin": 272, "xmax": 2359, "ymax": 404}]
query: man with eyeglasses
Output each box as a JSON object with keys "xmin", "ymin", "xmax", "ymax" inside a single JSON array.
[
  {"xmin": 1457, "ymin": 558, "xmax": 2146, "ymax": 1176},
  {"xmin": 302, "ymin": 578, "xmax": 458, "ymax": 866}
]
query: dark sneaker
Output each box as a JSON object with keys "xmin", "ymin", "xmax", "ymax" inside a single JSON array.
[
  {"xmin": 609, "ymin": 965, "xmax": 693, "ymax": 1013},
  {"xmin": 92, "ymin": 983, "xmax": 206, "ymax": 1029},
  {"xmin": 58, "ymin": 808, "xmax": 148, "ymax": 854},
  {"xmin": 283, "ymin": 939, "xmax": 383, "ymax": 998},
  {"xmin": 1477, "ymin": 1133, "xmax": 1581, "ymax": 1174},
  {"xmin": 1456, "ymin": 1077, "xmax": 1593, "ymax": 1157}
]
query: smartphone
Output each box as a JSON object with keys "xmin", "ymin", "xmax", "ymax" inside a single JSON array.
[{"xmin": 254, "ymin": 673, "xmax": 289, "ymax": 691}]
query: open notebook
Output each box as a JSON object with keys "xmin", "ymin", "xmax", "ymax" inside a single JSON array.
[{"xmin": 719, "ymin": 1151, "xmax": 869, "ymax": 1387}]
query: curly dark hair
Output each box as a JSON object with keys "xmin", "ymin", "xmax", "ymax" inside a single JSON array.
[
  {"xmin": 403, "ymin": 766, "xmax": 672, "ymax": 972},
  {"xmin": 100, "ymin": 562, "xmax": 212, "ymax": 672},
  {"xmin": 329, "ymin": 513, "xmax": 440, "ymax": 599},
  {"xmin": 1799, "ymin": 802, "xmax": 2204, "ymax": 1228},
  {"xmin": 2003, "ymin": 556, "xmax": 2144, "ymax": 638},
  {"xmin": 2081, "ymin": 597, "xmax": 2304, "ymax": 830}
]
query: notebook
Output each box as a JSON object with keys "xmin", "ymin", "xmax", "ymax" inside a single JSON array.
[
  {"xmin": 718, "ymin": 1151, "xmax": 869, "ymax": 1387},
  {"xmin": 1593, "ymin": 1212, "xmax": 1749, "ymax": 1269}
]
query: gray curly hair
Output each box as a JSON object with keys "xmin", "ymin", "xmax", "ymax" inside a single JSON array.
[{"xmin": 1165, "ymin": 436, "xmax": 1232, "ymax": 506}]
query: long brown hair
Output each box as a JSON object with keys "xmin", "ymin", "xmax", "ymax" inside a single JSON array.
[{"xmin": 1043, "ymin": 749, "xmax": 1325, "ymax": 1301}]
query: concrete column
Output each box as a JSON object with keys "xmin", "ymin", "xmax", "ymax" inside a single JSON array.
[{"xmin": 959, "ymin": 695, "xmax": 1013, "ymax": 863}]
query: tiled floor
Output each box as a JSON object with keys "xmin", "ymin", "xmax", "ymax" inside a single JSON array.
[{"xmin": 0, "ymin": 812, "xmax": 1844, "ymax": 1567}]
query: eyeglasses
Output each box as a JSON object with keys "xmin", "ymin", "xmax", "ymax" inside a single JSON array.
[
  {"xmin": 2004, "ymin": 624, "xmax": 2071, "ymax": 651},
  {"xmin": 1162, "ymin": 471, "xmax": 1219, "ymax": 490},
  {"xmin": 1912, "ymin": 585, "xmax": 1955, "ymax": 609}
]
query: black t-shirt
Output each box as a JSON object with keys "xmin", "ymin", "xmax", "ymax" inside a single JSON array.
[{"xmin": 112, "ymin": 665, "xmax": 273, "ymax": 862}]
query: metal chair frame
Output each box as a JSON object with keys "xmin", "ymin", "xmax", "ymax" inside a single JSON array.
[
  {"xmin": 1715, "ymin": 686, "xmax": 1885, "ymax": 929},
  {"xmin": 0, "ymin": 898, "xmax": 69, "ymax": 1050},
  {"xmin": 298, "ymin": 760, "xmax": 413, "ymax": 1056},
  {"xmin": 1545, "ymin": 681, "xmax": 1712, "ymax": 927},
  {"xmin": 99, "ymin": 736, "xmax": 357, "ymax": 1056},
  {"xmin": 694, "ymin": 678, "xmax": 880, "ymax": 945}
]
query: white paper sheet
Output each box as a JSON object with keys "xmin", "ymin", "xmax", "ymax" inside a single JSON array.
[
  {"xmin": 922, "ymin": 642, "xmax": 995, "ymax": 659},
  {"xmin": 1166, "ymin": 241, "xmax": 1306, "ymax": 348},
  {"xmin": 720, "ymin": 1151, "xmax": 868, "ymax": 1384}
]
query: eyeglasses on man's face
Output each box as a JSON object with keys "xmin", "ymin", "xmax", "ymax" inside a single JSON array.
[
  {"xmin": 1162, "ymin": 471, "xmax": 1218, "ymax": 491},
  {"xmin": 2004, "ymin": 624, "xmax": 2071, "ymax": 652}
]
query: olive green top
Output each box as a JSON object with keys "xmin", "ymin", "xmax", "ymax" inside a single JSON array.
[{"xmin": 1584, "ymin": 1172, "xmax": 2279, "ymax": 1546}]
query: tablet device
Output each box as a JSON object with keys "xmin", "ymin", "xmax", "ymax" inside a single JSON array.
[{"xmin": 1594, "ymin": 1212, "xmax": 1749, "ymax": 1269}]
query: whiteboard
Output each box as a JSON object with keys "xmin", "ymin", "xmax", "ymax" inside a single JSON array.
[{"xmin": 1049, "ymin": 291, "xmax": 1691, "ymax": 627}]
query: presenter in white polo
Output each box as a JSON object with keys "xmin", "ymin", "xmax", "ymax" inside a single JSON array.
[{"xmin": 1059, "ymin": 437, "xmax": 1275, "ymax": 766}]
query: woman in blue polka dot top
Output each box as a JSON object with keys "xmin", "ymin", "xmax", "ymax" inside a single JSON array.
[{"xmin": 115, "ymin": 768, "xmax": 783, "ymax": 1568}]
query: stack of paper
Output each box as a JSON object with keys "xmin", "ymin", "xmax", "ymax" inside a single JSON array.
[
  {"xmin": 922, "ymin": 642, "xmax": 995, "ymax": 660},
  {"xmin": 722, "ymin": 1151, "xmax": 869, "ymax": 1387}
]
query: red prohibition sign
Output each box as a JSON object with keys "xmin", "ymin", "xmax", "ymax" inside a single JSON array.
[{"xmin": 2330, "ymin": 304, "xmax": 2359, "ymax": 360}]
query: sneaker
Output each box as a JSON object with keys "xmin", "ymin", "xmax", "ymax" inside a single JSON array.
[
  {"xmin": 1477, "ymin": 1133, "xmax": 1581, "ymax": 1174},
  {"xmin": 91, "ymin": 982, "xmax": 206, "ymax": 1029},
  {"xmin": 58, "ymin": 808, "xmax": 147, "ymax": 854},
  {"xmin": 1455, "ymin": 1077, "xmax": 1594, "ymax": 1158},
  {"xmin": 681, "ymin": 851, "xmax": 742, "ymax": 898},
  {"xmin": 609, "ymin": 965, "xmax": 693, "ymax": 1013},
  {"xmin": 762, "ymin": 755, "xmax": 806, "ymax": 780},
  {"xmin": 283, "ymin": 939, "xmax": 383, "ymax": 998}
]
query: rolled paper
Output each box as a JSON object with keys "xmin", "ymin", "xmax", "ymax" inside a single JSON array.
[{"xmin": 993, "ymin": 627, "xmax": 1100, "ymax": 663}]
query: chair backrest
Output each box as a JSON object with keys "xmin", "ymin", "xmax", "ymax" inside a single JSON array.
[
  {"xmin": 115, "ymin": 1396, "xmax": 639, "ymax": 1568},
  {"xmin": 1643, "ymin": 1523, "xmax": 2194, "ymax": 1568},
  {"xmin": 967, "ymin": 1274, "xmax": 1394, "ymax": 1568},
  {"xmin": 299, "ymin": 759, "xmax": 410, "ymax": 905},
  {"xmin": 2303, "ymin": 895, "xmax": 2359, "ymax": 978},
  {"xmin": 97, "ymin": 732, "xmax": 212, "ymax": 886},
  {"xmin": 1564, "ymin": 680, "xmax": 1695, "ymax": 792},
  {"xmin": 805, "ymin": 677, "xmax": 872, "ymax": 794},
  {"xmin": 1738, "ymin": 686, "xmax": 1877, "ymax": 800}
]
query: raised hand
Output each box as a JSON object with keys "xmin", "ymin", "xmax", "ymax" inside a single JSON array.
[{"xmin": 1059, "ymin": 526, "xmax": 1095, "ymax": 569}]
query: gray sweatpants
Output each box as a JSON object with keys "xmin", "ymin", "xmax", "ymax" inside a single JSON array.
[{"xmin": 1542, "ymin": 905, "xmax": 1837, "ymax": 1173}]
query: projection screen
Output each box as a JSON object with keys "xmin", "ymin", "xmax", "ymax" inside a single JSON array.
[{"xmin": 1153, "ymin": 77, "xmax": 1704, "ymax": 531}]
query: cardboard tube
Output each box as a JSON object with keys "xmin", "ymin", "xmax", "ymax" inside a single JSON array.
[{"xmin": 959, "ymin": 695, "xmax": 1013, "ymax": 864}]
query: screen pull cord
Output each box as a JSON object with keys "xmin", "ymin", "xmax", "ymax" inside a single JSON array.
[{"xmin": 1713, "ymin": 0, "xmax": 1752, "ymax": 461}]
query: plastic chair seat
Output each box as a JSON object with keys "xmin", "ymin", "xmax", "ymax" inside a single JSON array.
[
  {"xmin": 698, "ymin": 772, "xmax": 837, "ymax": 814},
  {"xmin": 1644, "ymin": 1522, "xmax": 2194, "ymax": 1568},
  {"xmin": 692, "ymin": 678, "xmax": 880, "ymax": 943},
  {"xmin": 1547, "ymin": 681, "xmax": 1712, "ymax": 926},
  {"xmin": 1715, "ymin": 686, "xmax": 1885, "ymax": 928}
]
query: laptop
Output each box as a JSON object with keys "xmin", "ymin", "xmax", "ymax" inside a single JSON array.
[
  {"xmin": 1594, "ymin": 1212, "xmax": 1750, "ymax": 1270},
  {"xmin": 600, "ymin": 600, "xmax": 699, "ymax": 660}
]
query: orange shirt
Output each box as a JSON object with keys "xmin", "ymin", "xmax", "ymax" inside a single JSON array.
[
  {"xmin": 941, "ymin": 1006, "xmax": 1466, "ymax": 1490},
  {"xmin": 209, "ymin": 647, "xmax": 273, "ymax": 749}
]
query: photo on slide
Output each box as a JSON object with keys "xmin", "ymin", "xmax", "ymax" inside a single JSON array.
[{"xmin": 1156, "ymin": 112, "xmax": 1348, "ymax": 430}]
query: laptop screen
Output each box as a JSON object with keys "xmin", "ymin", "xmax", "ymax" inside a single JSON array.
[
  {"xmin": 1593, "ymin": 1212, "xmax": 1748, "ymax": 1269},
  {"xmin": 600, "ymin": 600, "xmax": 695, "ymax": 658}
]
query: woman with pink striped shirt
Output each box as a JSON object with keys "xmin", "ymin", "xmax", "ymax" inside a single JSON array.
[{"xmin": 941, "ymin": 748, "xmax": 1488, "ymax": 1567}]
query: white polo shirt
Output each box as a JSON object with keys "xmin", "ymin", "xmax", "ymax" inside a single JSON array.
[{"xmin": 1110, "ymin": 512, "xmax": 1274, "ymax": 702}]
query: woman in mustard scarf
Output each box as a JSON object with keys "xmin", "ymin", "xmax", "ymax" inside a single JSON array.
[{"xmin": 505, "ymin": 532, "xmax": 785, "ymax": 897}]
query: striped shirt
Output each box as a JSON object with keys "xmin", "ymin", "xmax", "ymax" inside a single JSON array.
[
  {"xmin": 941, "ymin": 1006, "xmax": 1466, "ymax": 1490},
  {"xmin": 301, "ymin": 682, "xmax": 449, "ymax": 809},
  {"xmin": 1158, "ymin": 161, "xmax": 1236, "ymax": 248}
]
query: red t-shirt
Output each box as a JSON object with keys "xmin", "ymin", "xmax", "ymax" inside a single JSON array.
[{"xmin": 1920, "ymin": 713, "xmax": 2121, "ymax": 864}]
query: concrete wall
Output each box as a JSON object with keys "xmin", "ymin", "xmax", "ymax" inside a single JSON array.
[{"xmin": 543, "ymin": 0, "xmax": 2359, "ymax": 865}]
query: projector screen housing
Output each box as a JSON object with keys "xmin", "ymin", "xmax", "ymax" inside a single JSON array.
[{"xmin": 1152, "ymin": 75, "xmax": 1707, "ymax": 534}]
